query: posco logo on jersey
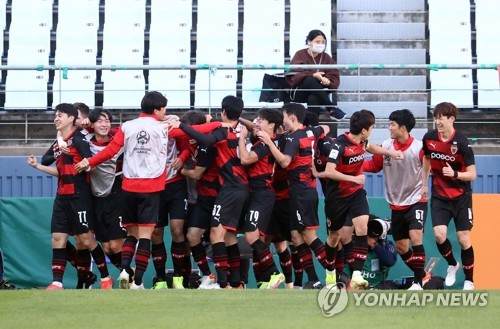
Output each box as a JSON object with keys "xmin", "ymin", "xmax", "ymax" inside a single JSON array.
[
  {"xmin": 430, "ymin": 152, "xmax": 456, "ymax": 162},
  {"xmin": 347, "ymin": 153, "xmax": 365, "ymax": 165}
]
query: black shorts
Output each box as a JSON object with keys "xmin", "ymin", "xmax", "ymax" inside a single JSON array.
[
  {"xmin": 122, "ymin": 190, "xmax": 160, "ymax": 227},
  {"xmin": 431, "ymin": 193, "xmax": 473, "ymax": 231},
  {"xmin": 211, "ymin": 187, "xmax": 249, "ymax": 231},
  {"xmin": 289, "ymin": 187, "xmax": 319, "ymax": 232},
  {"xmin": 188, "ymin": 195, "xmax": 216, "ymax": 230},
  {"xmin": 325, "ymin": 189, "xmax": 369, "ymax": 231},
  {"xmin": 267, "ymin": 198, "xmax": 292, "ymax": 242},
  {"xmin": 391, "ymin": 202, "xmax": 427, "ymax": 241},
  {"xmin": 92, "ymin": 193, "xmax": 127, "ymax": 243},
  {"xmin": 157, "ymin": 179, "xmax": 188, "ymax": 227},
  {"xmin": 51, "ymin": 196, "xmax": 94, "ymax": 235},
  {"xmin": 243, "ymin": 190, "xmax": 275, "ymax": 234}
]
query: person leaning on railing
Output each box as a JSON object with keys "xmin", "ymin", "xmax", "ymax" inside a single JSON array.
[{"xmin": 286, "ymin": 29, "xmax": 346, "ymax": 121}]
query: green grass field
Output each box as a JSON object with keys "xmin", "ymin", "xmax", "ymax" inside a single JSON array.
[{"xmin": 1, "ymin": 290, "xmax": 499, "ymax": 329}]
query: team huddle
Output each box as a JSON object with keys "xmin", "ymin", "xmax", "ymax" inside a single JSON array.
[{"xmin": 27, "ymin": 92, "xmax": 476, "ymax": 291}]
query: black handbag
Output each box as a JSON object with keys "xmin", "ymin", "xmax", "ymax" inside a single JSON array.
[{"xmin": 259, "ymin": 73, "xmax": 292, "ymax": 103}]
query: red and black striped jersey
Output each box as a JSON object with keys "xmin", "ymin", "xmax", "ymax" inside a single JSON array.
[
  {"xmin": 54, "ymin": 129, "xmax": 92, "ymax": 198},
  {"xmin": 315, "ymin": 134, "xmax": 335, "ymax": 193},
  {"xmin": 195, "ymin": 145, "xmax": 220, "ymax": 197},
  {"xmin": 283, "ymin": 126, "xmax": 325, "ymax": 190},
  {"xmin": 422, "ymin": 129, "xmax": 475, "ymax": 200},
  {"xmin": 272, "ymin": 134, "xmax": 289, "ymax": 200},
  {"xmin": 247, "ymin": 138, "xmax": 275, "ymax": 191},
  {"xmin": 325, "ymin": 132, "xmax": 367, "ymax": 198}
]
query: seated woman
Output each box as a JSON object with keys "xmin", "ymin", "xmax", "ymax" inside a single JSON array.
[{"xmin": 286, "ymin": 29, "xmax": 346, "ymax": 121}]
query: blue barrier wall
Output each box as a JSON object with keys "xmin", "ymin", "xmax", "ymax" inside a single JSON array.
[{"xmin": 1, "ymin": 155, "xmax": 500, "ymax": 197}]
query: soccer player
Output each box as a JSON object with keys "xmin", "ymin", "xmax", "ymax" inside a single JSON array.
[
  {"xmin": 75, "ymin": 91, "xmax": 170, "ymax": 289},
  {"xmin": 238, "ymin": 108, "xmax": 286, "ymax": 289},
  {"xmin": 421, "ymin": 102, "xmax": 476, "ymax": 290},
  {"xmin": 363, "ymin": 109, "xmax": 428, "ymax": 290},
  {"xmin": 28, "ymin": 103, "xmax": 113, "ymax": 290},
  {"xmin": 313, "ymin": 109, "xmax": 403, "ymax": 289},
  {"xmin": 85, "ymin": 109, "xmax": 126, "ymax": 271},
  {"xmin": 174, "ymin": 96, "xmax": 248, "ymax": 289},
  {"xmin": 258, "ymin": 102, "xmax": 332, "ymax": 289}
]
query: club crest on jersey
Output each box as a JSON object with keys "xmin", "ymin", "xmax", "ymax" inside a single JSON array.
[
  {"xmin": 450, "ymin": 144, "xmax": 458, "ymax": 155},
  {"xmin": 137, "ymin": 130, "xmax": 150, "ymax": 145},
  {"xmin": 306, "ymin": 130, "xmax": 314, "ymax": 138}
]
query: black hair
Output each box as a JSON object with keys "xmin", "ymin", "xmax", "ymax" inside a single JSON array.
[
  {"xmin": 221, "ymin": 95, "xmax": 244, "ymax": 120},
  {"xmin": 305, "ymin": 29, "xmax": 327, "ymax": 45},
  {"xmin": 73, "ymin": 102, "xmax": 90, "ymax": 118},
  {"xmin": 282, "ymin": 102, "xmax": 306, "ymax": 124},
  {"xmin": 256, "ymin": 108, "xmax": 283, "ymax": 133},
  {"xmin": 181, "ymin": 110, "xmax": 207, "ymax": 126},
  {"xmin": 89, "ymin": 109, "xmax": 113, "ymax": 124},
  {"xmin": 55, "ymin": 103, "xmax": 79, "ymax": 126},
  {"xmin": 389, "ymin": 109, "xmax": 415, "ymax": 132},
  {"xmin": 349, "ymin": 109, "xmax": 375, "ymax": 135},
  {"xmin": 141, "ymin": 91, "xmax": 168, "ymax": 114},
  {"xmin": 303, "ymin": 111, "xmax": 319, "ymax": 127}
]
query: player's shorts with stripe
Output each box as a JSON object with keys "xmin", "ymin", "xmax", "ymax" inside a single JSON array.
[
  {"xmin": 157, "ymin": 179, "xmax": 188, "ymax": 227},
  {"xmin": 188, "ymin": 195, "xmax": 216, "ymax": 230},
  {"xmin": 431, "ymin": 193, "xmax": 473, "ymax": 231},
  {"xmin": 211, "ymin": 186, "xmax": 249, "ymax": 231},
  {"xmin": 122, "ymin": 190, "xmax": 160, "ymax": 226},
  {"xmin": 289, "ymin": 187, "xmax": 319, "ymax": 232},
  {"xmin": 243, "ymin": 189, "xmax": 275, "ymax": 234},
  {"xmin": 51, "ymin": 196, "xmax": 94, "ymax": 235},
  {"xmin": 92, "ymin": 192, "xmax": 127, "ymax": 242},
  {"xmin": 325, "ymin": 188, "xmax": 369, "ymax": 231},
  {"xmin": 391, "ymin": 202, "xmax": 427, "ymax": 241},
  {"xmin": 267, "ymin": 198, "xmax": 292, "ymax": 242}
]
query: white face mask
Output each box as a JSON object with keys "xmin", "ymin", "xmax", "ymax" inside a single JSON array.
[{"xmin": 310, "ymin": 43, "xmax": 325, "ymax": 53}]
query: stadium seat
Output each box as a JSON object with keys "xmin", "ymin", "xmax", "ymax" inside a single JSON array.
[
  {"xmin": 430, "ymin": 70, "xmax": 473, "ymax": 108},
  {"xmin": 10, "ymin": 0, "xmax": 53, "ymax": 30},
  {"xmin": 149, "ymin": 25, "xmax": 191, "ymax": 64},
  {"xmin": 242, "ymin": 0, "xmax": 285, "ymax": 106},
  {"xmin": 195, "ymin": 70, "xmax": 237, "ymax": 108},
  {"xmin": 289, "ymin": 0, "xmax": 331, "ymax": 57},
  {"xmin": 104, "ymin": 0, "xmax": 146, "ymax": 29},
  {"xmin": 148, "ymin": 70, "xmax": 191, "ymax": 109},
  {"xmin": 57, "ymin": 0, "xmax": 99, "ymax": 29},
  {"xmin": 4, "ymin": 71, "xmax": 48, "ymax": 110},
  {"xmin": 150, "ymin": 0, "xmax": 192, "ymax": 30},
  {"xmin": 101, "ymin": 71, "xmax": 145, "ymax": 109},
  {"xmin": 52, "ymin": 70, "xmax": 96, "ymax": 108}
]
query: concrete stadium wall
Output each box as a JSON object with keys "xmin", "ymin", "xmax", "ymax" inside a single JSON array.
[{"xmin": 1, "ymin": 155, "xmax": 499, "ymax": 198}]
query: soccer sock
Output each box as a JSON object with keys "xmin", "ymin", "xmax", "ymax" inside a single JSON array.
[
  {"xmin": 343, "ymin": 241, "xmax": 354, "ymax": 271},
  {"xmin": 252, "ymin": 248, "xmax": 265, "ymax": 283},
  {"xmin": 107, "ymin": 251, "xmax": 122, "ymax": 270},
  {"xmin": 461, "ymin": 246, "xmax": 474, "ymax": 282},
  {"xmin": 226, "ymin": 243, "xmax": 241, "ymax": 287},
  {"xmin": 183, "ymin": 249, "xmax": 192, "ymax": 287},
  {"xmin": 134, "ymin": 238, "xmax": 151, "ymax": 285},
  {"xmin": 324, "ymin": 242, "xmax": 337, "ymax": 272},
  {"xmin": 352, "ymin": 235, "xmax": 368, "ymax": 272},
  {"xmin": 52, "ymin": 248, "xmax": 67, "ymax": 283},
  {"xmin": 171, "ymin": 241, "xmax": 186, "ymax": 276},
  {"xmin": 76, "ymin": 249, "xmax": 92, "ymax": 281},
  {"xmin": 66, "ymin": 241, "xmax": 78, "ymax": 268},
  {"xmin": 290, "ymin": 245, "xmax": 303, "ymax": 286},
  {"xmin": 251, "ymin": 240, "xmax": 278, "ymax": 282},
  {"xmin": 277, "ymin": 249, "xmax": 293, "ymax": 284},
  {"xmin": 309, "ymin": 238, "xmax": 334, "ymax": 271},
  {"xmin": 121, "ymin": 236, "xmax": 137, "ymax": 271},
  {"xmin": 436, "ymin": 239, "xmax": 457, "ymax": 266},
  {"xmin": 412, "ymin": 244, "xmax": 426, "ymax": 285},
  {"xmin": 90, "ymin": 245, "xmax": 110, "ymax": 279},
  {"xmin": 296, "ymin": 243, "xmax": 319, "ymax": 282},
  {"xmin": 191, "ymin": 242, "xmax": 211, "ymax": 276},
  {"xmin": 212, "ymin": 242, "xmax": 228, "ymax": 288},
  {"xmin": 335, "ymin": 246, "xmax": 345, "ymax": 274},
  {"xmin": 239, "ymin": 258, "xmax": 250, "ymax": 284},
  {"xmin": 151, "ymin": 243, "xmax": 167, "ymax": 280},
  {"xmin": 400, "ymin": 248, "xmax": 415, "ymax": 271}
]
